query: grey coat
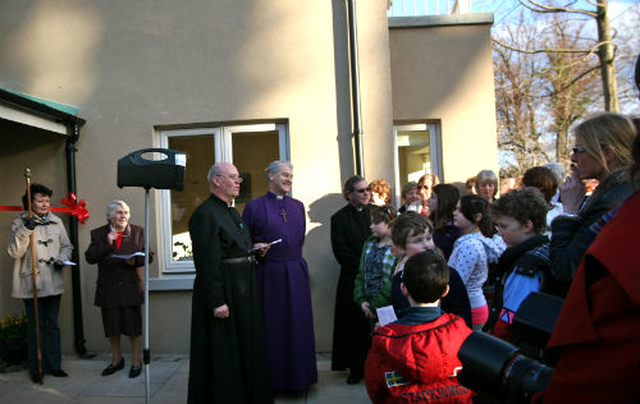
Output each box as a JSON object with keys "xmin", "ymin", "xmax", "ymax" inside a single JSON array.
[{"xmin": 7, "ymin": 213, "xmax": 73, "ymax": 299}]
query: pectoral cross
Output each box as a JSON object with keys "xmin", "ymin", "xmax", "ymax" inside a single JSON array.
[{"xmin": 280, "ymin": 208, "xmax": 287, "ymax": 223}]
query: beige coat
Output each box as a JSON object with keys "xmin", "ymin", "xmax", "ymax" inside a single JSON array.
[{"xmin": 7, "ymin": 213, "xmax": 73, "ymax": 299}]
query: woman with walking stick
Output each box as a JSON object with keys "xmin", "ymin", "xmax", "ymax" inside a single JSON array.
[{"xmin": 7, "ymin": 181, "xmax": 73, "ymax": 383}]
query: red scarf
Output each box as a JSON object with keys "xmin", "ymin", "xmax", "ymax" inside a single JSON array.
[{"xmin": 115, "ymin": 231, "xmax": 124, "ymax": 250}]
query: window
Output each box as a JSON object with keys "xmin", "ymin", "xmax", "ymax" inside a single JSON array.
[
  {"xmin": 157, "ymin": 122, "xmax": 289, "ymax": 274},
  {"xmin": 393, "ymin": 122, "xmax": 442, "ymax": 205}
]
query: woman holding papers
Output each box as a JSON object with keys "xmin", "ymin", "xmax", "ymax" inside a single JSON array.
[
  {"xmin": 85, "ymin": 200, "xmax": 152, "ymax": 379},
  {"xmin": 7, "ymin": 183, "xmax": 73, "ymax": 383}
]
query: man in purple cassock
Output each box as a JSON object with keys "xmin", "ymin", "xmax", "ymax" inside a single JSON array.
[{"xmin": 242, "ymin": 160, "xmax": 318, "ymax": 392}]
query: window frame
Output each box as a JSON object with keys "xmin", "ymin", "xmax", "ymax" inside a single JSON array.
[{"xmin": 153, "ymin": 122, "xmax": 290, "ymax": 284}]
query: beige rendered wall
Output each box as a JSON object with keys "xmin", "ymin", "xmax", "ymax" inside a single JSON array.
[
  {"xmin": 389, "ymin": 15, "xmax": 499, "ymax": 183},
  {"xmin": 0, "ymin": 0, "xmax": 395, "ymax": 354}
]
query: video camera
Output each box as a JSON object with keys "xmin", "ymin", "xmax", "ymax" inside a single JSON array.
[{"xmin": 457, "ymin": 292, "xmax": 564, "ymax": 403}]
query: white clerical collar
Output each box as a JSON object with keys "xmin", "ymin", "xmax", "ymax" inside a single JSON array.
[{"xmin": 268, "ymin": 190, "xmax": 285, "ymax": 200}]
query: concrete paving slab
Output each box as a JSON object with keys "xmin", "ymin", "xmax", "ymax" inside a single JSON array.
[{"xmin": 0, "ymin": 354, "xmax": 372, "ymax": 404}]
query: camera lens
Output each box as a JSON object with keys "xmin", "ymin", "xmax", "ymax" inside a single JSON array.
[
  {"xmin": 457, "ymin": 332, "xmax": 520, "ymax": 398},
  {"xmin": 504, "ymin": 354, "xmax": 554, "ymax": 402}
]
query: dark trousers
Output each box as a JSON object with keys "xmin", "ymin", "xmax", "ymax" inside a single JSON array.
[{"xmin": 23, "ymin": 294, "xmax": 62, "ymax": 374}]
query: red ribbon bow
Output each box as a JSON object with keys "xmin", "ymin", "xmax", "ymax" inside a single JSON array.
[
  {"xmin": 54, "ymin": 192, "xmax": 90, "ymax": 224},
  {"xmin": 0, "ymin": 192, "xmax": 89, "ymax": 224}
]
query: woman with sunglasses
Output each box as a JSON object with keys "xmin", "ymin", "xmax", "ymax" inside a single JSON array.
[{"xmin": 550, "ymin": 112, "xmax": 636, "ymax": 296}]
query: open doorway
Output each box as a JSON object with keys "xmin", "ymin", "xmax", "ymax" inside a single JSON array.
[{"xmin": 393, "ymin": 122, "xmax": 442, "ymax": 205}]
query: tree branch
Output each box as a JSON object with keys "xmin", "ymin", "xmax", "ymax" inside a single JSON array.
[
  {"xmin": 541, "ymin": 64, "xmax": 601, "ymax": 97},
  {"xmin": 518, "ymin": 0, "xmax": 598, "ymax": 17},
  {"xmin": 492, "ymin": 37, "xmax": 612, "ymax": 55}
]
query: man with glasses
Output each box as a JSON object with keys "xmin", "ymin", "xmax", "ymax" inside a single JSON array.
[
  {"xmin": 187, "ymin": 162, "xmax": 273, "ymax": 404},
  {"xmin": 242, "ymin": 161, "xmax": 318, "ymax": 392},
  {"xmin": 330, "ymin": 175, "xmax": 373, "ymax": 384}
]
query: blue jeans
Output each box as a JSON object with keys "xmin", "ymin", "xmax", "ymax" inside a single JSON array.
[{"xmin": 23, "ymin": 295, "xmax": 62, "ymax": 374}]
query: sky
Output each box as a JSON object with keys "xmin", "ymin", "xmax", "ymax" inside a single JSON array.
[{"xmin": 472, "ymin": 0, "xmax": 638, "ymax": 23}]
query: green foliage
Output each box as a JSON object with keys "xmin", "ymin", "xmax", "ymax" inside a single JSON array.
[
  {"xmin": 0, "ymin": 313, "xmax": 28, "ymax": 342},
  {"xmin": 0, "ymin": 313, "xmax": 28, "ymax": 369}
]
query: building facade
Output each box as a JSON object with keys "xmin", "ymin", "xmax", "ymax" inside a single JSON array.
[{"xmin": 0, "ymin": 0, "xmax": 497, "ymax": 354}]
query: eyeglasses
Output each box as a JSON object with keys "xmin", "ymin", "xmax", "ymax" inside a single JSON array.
[
  {"xmin": 417, "ymin": 185, "xmax": 430, "ymax": 190},
  {"xmin": 572, "ymin": 145, "xmax": 587, "ymax": 154},
  {"xmin": 215, "ymin": 174, "xmax": 244, "ymax": 183},
  {"xmin": 355, "ymin": 187, "xmax": 371, "ymax": 194}
]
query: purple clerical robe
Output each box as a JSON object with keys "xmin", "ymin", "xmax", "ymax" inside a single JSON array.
[{"xmin": 242, "ymin": 192, "xmax": 318, "ymax": 392}]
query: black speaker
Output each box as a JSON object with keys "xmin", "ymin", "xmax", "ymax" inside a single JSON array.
[
  {"xmin": 117, "ymin": 148, "xmax": 186, "ymax": 190},
  {"xmin": 512, "ymin": 292, "xmax": 564, "ymax": 350}
]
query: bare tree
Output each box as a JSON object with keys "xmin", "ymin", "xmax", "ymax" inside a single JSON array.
[
  {"xmin": 516, "ymin": 0, "xmax": 619, "ymax": 112},
  {"xmin": 613, "ymin": 3, "xmax": 640, "ymax": 113},
  {"xmin": 494, "ymin": 13, "xmax": 551, "ymax": 178},
  {"xmin": 542, "ymin": 16, "xmax": 600, "ymax": 168},
  {"xmin": 492, "ymin": 1, "xmax": 631, "ymax": 178}
]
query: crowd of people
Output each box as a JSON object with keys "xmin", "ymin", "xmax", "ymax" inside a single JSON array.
[
  {"xmin": 6, "ymin": 60, "xmax": 640, "ymax": 404},
  {"xmin": 329, "ymin": 111, "xmax": 640, "ymax": 404}
]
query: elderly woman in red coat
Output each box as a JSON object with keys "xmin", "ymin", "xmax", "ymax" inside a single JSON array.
[{"xmin": 85, "ymin": 200, "xmax": 152, "ymax": 379}]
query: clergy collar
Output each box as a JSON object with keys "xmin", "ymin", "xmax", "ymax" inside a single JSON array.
[
  {"xmin": 349, "ymin": 203, "xmax": 367, "ymax": 212},
  {"xmin": 267, "ymin": 191, "xmax": 286, "ymax": 200}
]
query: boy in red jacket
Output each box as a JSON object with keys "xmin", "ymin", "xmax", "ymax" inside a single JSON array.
[{"xmin": 365, "ymin": 251, "xmax": 473, "ymax": 404}]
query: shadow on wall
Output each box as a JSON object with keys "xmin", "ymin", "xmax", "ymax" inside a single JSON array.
[{"xmin": 304, "ymin": 192, "xmax": 346, "ymax": 352}]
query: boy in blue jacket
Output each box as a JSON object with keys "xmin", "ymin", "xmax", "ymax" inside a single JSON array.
[{"xmin": 488, "ymin": 187, "xmax": 552, "ymax": 340}]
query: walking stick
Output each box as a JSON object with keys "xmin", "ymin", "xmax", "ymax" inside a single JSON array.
[{"xmin": 25, "ymin": 168, "xmax": 44, "ymax": 384}]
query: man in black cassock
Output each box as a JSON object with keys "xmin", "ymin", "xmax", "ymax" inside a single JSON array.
[
  {"xmin": 330, "ymin": 175, "xmax": 373, "ymax": 384},
  {"xmin": 187, "ymin": 162, "xmax": 273, "ymax": 404}
]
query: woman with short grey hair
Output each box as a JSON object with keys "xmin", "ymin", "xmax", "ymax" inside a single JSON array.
[
  {"xmin": 85, "ymin": 200, "xmax": 153, "ymax": 379},
  {"xmin": 475, "ymin": 170, "xmax": 498, "ymax": 202}
]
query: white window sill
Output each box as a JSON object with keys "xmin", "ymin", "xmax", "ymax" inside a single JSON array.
[{"xmin": 149, "ymin": 275, "xmax": 195, "ymax": 291}]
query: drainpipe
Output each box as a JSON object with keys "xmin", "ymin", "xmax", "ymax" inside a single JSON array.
[
  {"xmin": 65, "ymin": 120, "xmax": 90, "ymax": 357},
  {"xmin": 347, "ymin": 0, "xmax": 365, "ymax": 177}
]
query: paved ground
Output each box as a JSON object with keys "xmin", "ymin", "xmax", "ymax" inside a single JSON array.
[{"xmin": 0, "ymin": 353, "xmax": 370, "ymax": 404}]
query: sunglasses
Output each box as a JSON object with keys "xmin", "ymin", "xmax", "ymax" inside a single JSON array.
[
  {"xmin": 355, "ymin": 187, "xmax": 371, "ymax": 194},
  {"xmin": 572, "ymin": 145, "xmax": 587, "ymax": 154}
]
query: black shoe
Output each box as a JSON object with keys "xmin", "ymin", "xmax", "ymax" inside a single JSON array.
[
  {"xmin": 49, "ymin": 369, "xmax": 68, "ymax": 377},
  {"xmin": 30, "ymin": 373, "xmax": 41, "ymax": 384},
  {"xmin": 101, "ymin": 358, "xmax": 125, "ymax": 376},
  {"xmin": 346, "ymin": 372, "xmax": 362, "ymax": 384},
  {"xmin": 129, "ymin": 365, "xmax": 142, "ymax": 378}
]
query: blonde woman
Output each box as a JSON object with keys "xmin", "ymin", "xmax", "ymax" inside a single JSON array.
[{"xmin": 550, "ymin": 112, "xmax": 636, "ymax": 295}]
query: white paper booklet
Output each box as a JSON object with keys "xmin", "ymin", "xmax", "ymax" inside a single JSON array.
[
  {"xmin": 376, "ymin": 305, "xmax": 398, "ymax": 327},
  {"xmin": 112, "ymin": 252, "xmax": 146, "ymax": 259}
]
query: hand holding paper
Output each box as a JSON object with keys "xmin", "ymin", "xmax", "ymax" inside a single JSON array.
[{"xmin": 376, "ymin": 305, "xmax": 397, "ymax": 327}]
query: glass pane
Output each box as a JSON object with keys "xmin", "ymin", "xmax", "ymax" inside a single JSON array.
[
  {"xmin": 397, "ymin": 129, "xmax": 431, "ymax": 192},
  {"xmin": 168, "ymin": 135, "xmax": 215, "ymax": 262},
  {"xmin": 231, "ymin": 130, "xmax": 279, "ymax": 213}
]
